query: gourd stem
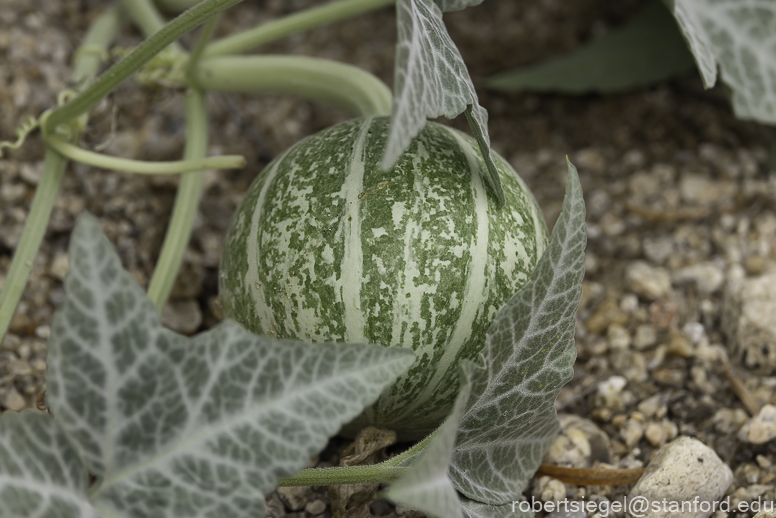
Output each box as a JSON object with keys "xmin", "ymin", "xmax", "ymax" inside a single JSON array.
[
  {"xmin": 278, "ymin": 429, "xmax": 436, "ymax": 487},
  {"xmin": 195, "ymin": 55, "xmax": 392, "ymax": 117},
  {"xmin": 43, "ymin": 135, "xmax": 245, "ymax": 174},
  {"xmin": 204, "ymin": 0, "xmax": 395, "ymax": 58},
  {"xmin": 278, "ymin": 465, "xmax": 407, "ymax": 487},
  {"xmin": 146, "ymin": 90, "xmax": 209, "ymax": 311},
  {"xmin": 44, "ymin": 0, "xmax": 246, "ymax": 132},
  {"xmin": 0, "ymin": 6, "xmax": 123, "ymax": 344}
]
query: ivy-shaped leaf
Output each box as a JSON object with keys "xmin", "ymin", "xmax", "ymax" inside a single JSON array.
[
  {"xmin": 386, "ymin": 0, "xmax": 505, "ymax": 206},
  {"xmin": 0, "ymin": 412, "xmax": 103, "ymax": 518},
  {"xmin": 387, "ymin": 361, "xmax": 480, "ymax": 518},
  {"xmin": 449, "ymin": 160, "xmax": 586, "ymax": 504},
  {"xmin": 44, "ymin": 213, "xmax": 415, "ymax": 518},
  {"xmin": 672, "ymin": 0, "xmax": 776, "ymax": 123}
]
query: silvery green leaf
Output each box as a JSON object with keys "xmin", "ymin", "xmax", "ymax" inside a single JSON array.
[
  {"xmin": 386, "ymin": 0, "xmax": 505, "ymax": 206},
  {"xmin": 460, "ymin": 497, "xmax": 531, "ymax": 518},
  {"xmin": 387, "ymin": 361, "xmax": 480, "ymax": 518},
  {"xmin": 672, "ymin": 0, "xmax": 776, "ymax": 123},
  {"xmin": 450, "ymin": 160, "xmax": 586, "ymax": 504},
  {"xmin": 0, "ymin": 412, "xmax": 103, "ymax": 518},
  {"xmin": 46, "ymin": 213, "xmax": 416, "ymax": 518},
  {"xmin": 434, "ymin": 0, "xmax": 483, "ymax": 12},
  {"xmin": 671, "ymin": 0, "xmax": 718, "ymax": 88}
]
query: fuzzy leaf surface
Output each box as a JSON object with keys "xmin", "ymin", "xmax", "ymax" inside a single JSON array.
[
  {"xmin": 387, "ymin": 362, "xmax": 480, "ymax": 518},
  {"xmin": 460, "ymin": 498, "xmax": 530, "ymax": 518},
  {"xmin": 386, "ymin": 0, "xmax": 504, "ymax": 205},
  {"xmin": 673, "ymin": 0, "xmax": 776, "ymax": 123},
  {"xmin": 449, "ymin": 160, "xmax": 586, "ymax": 504},
  {"xmin": 434, "ymin": 0, "xmax": 483, "ymax": 12},
  {"xmin": 488, "ymin": 0, "xmax": 696, "ymax": 94},
  {"xmin": 45, "ymin": 213, "xmax": 415, "ymax": 518},
  {"xmin": 0, "ymin": 412, "xmax": 103, "ymax": 518}
]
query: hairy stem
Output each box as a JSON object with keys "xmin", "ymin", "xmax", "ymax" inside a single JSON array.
[
  {"xmin": 196, "ymin": 55, "xmax": 392, "ymax": 117},
  {"xmin": 44, "ymin": 0, "xmax": 246, "ymax": 132},
  {"xmin": 279, "ymin": 465, "xmax": 407, "ymax": 487},
  {"xmin": 204, "ymin": 0, "xmax": 395, "ymax": 57},
  {"xmin": 44, "ymin": 135, "xmax": 244, "ymax": 174},
  {"xmin": 146, "ymin": 91, "xmax": 209, "ymax": 310}
]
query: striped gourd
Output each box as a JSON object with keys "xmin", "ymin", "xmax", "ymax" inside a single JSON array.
[{"xmin": 219, "ymin": 116, "xmax": 548, "ymax": 439}]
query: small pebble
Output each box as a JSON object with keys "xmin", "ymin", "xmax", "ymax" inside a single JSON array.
[
  {"xmin": 49, "ymin": 251, "xmax": 69, "ymax": 281},
  {"xmin": 544, "ymin": 414, "xmax": 612, "ymax": 467},
  {"xmin": 712, "ymin": 408, "xmax": 749, "ymax": 435},
  {"xmin": 626, "ymin": 261, "xmax": 672, "ymax": 300},
  {"xmin": 644, "ymin": 422, "xmax": 666, "ymax": 447},
  {"xmin": 534, "ymin": 476, "xmax": 567, "ymax": 503},
  {"xmin": 620, "ymin": 418, "xmax": 644, "ymax": 448},
  {"xmin": 607, "ymin": 324, "xmax": 630, "ymax": 351},
  {"xmin": 722, "ymin": 272, "xmax": 776, "ymax": 374},
  {"xmin": 161, "ymin": 299, "xmax": 203, "ymax": 335},
  {"xmin": 276, "ymin": 486, "xmax": 312, "ymax": 511},
  {"xmin": 305, "ymin": 499, "xmax": 327, "ymax": 516},
  {"xmin": 0, "ymin": 386, "xmax": 26, "ymax": 411},
  {"xmin": 586, "ymin": 298, "xmax": 629, "ymax": 334},
  {"xmin": 673, "ymin": 262, "xmax": 725, "ymax": 295},
  {"xmin": 633, "ymin": 324, "xmax": 658, "ymax": 350},
  {"xmin": 738, "ymin": 404, "xmax": 776, "ymax": 445}
]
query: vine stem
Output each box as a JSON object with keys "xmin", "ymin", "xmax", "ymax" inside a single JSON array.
[
  {"xmin": 278, "ymin": 429, "xmax": 436, "ymax": 486},
  {"xmin": 146, "ymin": 90, "xmax": 209, "ymax": 310},
  {"xmin": 44, "ymin": 0, "xmax": 246, "ymax": 132},
  {"xmin": 196, "ymin": 55, "xmax": 392, "ymax": 117},
  {"xmin": 44, "ymin": 135, "xmax": 244, "ymax": 174},
  {"xmin": 0, "ymin": 6, "xmax": 124, "ymax": 343},
  {"xmin": 204, "ymin": 0, "xmax": 395, "ymax": 57},
  {"xmin": 121, "ymin": 0, "xmax": 184, "ymax": 54},
  {"xmin": 279, "ymin": 465, "xmax": 407, "ymax": 487},
  {"xmin": 0, "ymin": 151, "xmax": 67, "ymax": 341}
]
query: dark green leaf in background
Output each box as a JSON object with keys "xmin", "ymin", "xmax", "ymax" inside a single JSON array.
[{"xmin": 488, "ymin": 0, "xmax": 697, "ymax": 94}]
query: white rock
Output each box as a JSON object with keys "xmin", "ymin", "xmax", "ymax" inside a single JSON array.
[
  {"xmin": 626, "ymin": 261, "xmax": 672, "ymax": 300},
  {"xmin": 673, "ymin": 262, "xmax": 725, "ymax": 295},
  {"xmin": 634, "ymin": 325, "xmax": 658, "ymax": 350},
  {"xmin": 722, "ymin": 272, "xmax": 776, "ymax": 374},
  {"xmin": 627, "ymin": 436, "xmax": 733, "ymax": 518},
  {"xmin": 621, "ymin": 418, "xmax": 644, "ymax": 448},
  {"xmin": 738, "ymin": 404, "xmax": 776, "ymax": 445},
  {"xmin": 644, "ymin": 422, "xmax": 666, "ymax": 447},
  {"xmin": 679, "ymin": 174, "xmax": 736, "ymax": 205},
  {"xmin": 534, "ymin": 476, "xmax": 567, "ymax": 503}
]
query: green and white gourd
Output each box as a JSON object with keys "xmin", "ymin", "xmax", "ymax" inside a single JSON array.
[{"xmin": 219, "ymin": 116, "xmax": 548, "ymax": 440}]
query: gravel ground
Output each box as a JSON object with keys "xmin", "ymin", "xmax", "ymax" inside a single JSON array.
[{"xmin": 2, "ymin": 1, "xmax": 776, "ymax": 517}]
